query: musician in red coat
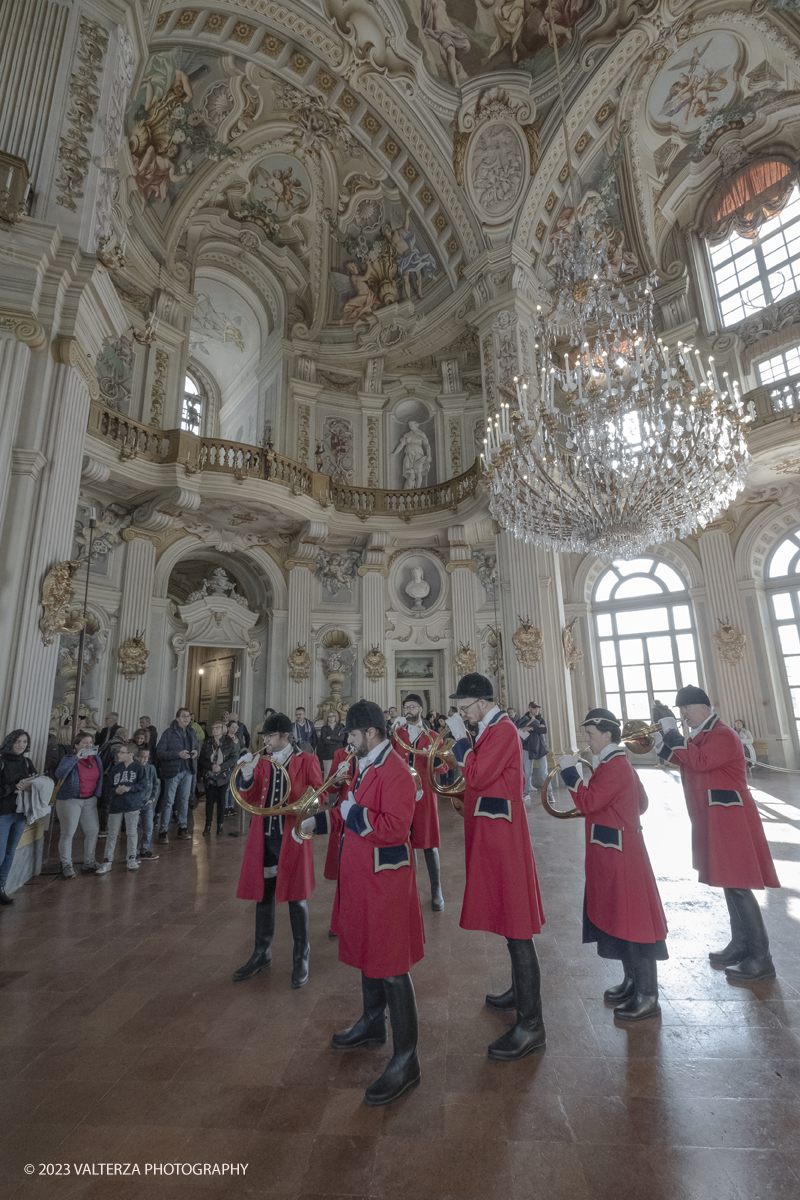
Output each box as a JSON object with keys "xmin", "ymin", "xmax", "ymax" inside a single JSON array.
[
  {"xmin": 321, "ymin": 746, "xmax": 355, "ymax": 883},
  {"xmin": 446, "ymin": 673, "xmax": 546, "ymax": 1062},
  {"xmin": 658, "ymin": 685, "xmax": 780, "ymax": 984},
  {"xmin": 559, "ymin": 709, "xmax": 668, "ymax": 1022},
  {"xmin": 302, "ymin": 700, "xmax": 424, "ymax": 1107},
  {"xmin": 232, "ymin": 713, "xmax": 322, "ymax": 989},
  {"xmin": 391, "ymin": 693, "xmax": 444, "ymax": 911}
]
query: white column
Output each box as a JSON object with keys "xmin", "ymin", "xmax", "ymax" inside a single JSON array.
[
  {"xmin": 286, "ymin": 564, "xmax": 314, "ymax": 715},
  {"xmin": 447, "ymin": 524, "xmax": 478, "ymax": 691},
  {"xmin": 358, "ymin": 532, "xmax": 388, "ymax": 705},
  {"xmin": 0, "ymin": 363, "xmax": 91, "ymax": 759},
  {"xmin": 0, "ymin": 332, "xmax": 32, "ymax": 533},
  {"xmin": 497, "ymin": 533, "xmax": 576, "ymax": 753},
  {"xmin": 697, "ymin": 529, "xmax": 765, "ymax": 729},
  {"xmin": 111, "ymin": 532, "xmax": 157, "ymax": 732}
]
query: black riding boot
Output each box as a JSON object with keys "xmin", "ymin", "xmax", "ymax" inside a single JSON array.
[
  {"xmin": 288, "ymin": 899, "xmax": 310, "ymax": 988},
  {"xmin": 604, "ymin": 952, "xmax": 636, "ymax": 1005},
  {"xmin": 331, "ymin": 973, "xmax": 388, "ymax": 1048},
  {"xmin": 488, "ymin": 938, "xmax": 546, "ymax": 1060},
  {"xmin": 614, "ymin": 951, "xmax": 661, "ymax": 1020},
  {"xmin": 363, "ymin": 973, "xmax": 420, "ymax": 1106},
  {"xmin": 233, "ymin": 878, "xmax": 276, "ymax": 980},
  {"xmin": 423, "ymin": 847, "xmax": 444, "ymax": 911},
  {"xmin": 710, "ymin": 888, "xmax": 749, "ymax": 966},
  {"xmin": 723, "ymin": 888, "xmax": 776, "ymax": 983}
]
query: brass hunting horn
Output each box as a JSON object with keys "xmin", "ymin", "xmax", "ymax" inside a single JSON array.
[
  {"xmin": 403, "ymin": 729, "xmax": 467, "ymax": 814},
  {"xmin": 231, "ymin": 752, "xmax": 359, "ymax": 840},
  {"xmin": 540, "ymin": 721, "xmax": 664, "ymax": 820}
]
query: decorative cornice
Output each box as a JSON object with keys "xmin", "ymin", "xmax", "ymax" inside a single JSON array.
[
  {"xmin": 0, "ymin": 308, "xmax": 47, "ymax": 351},
  {"xmin": 51, "ymin": 337, "xmax": 99, "ymax": 401}
]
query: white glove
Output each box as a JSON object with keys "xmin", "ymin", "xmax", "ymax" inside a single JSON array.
[
  {"xmin": 558, "ymin": 754, "xmax": 578, "ymax": 769},
  {"xmin": 333, "ymin": 759, "xmax": 351, "ymax": 779},
  {"xmin": 446, "ymin": 713, "xmax": 468, "ymax": 741},
  {"xmin": 339, "ymin": 794, "xmax": 355, "ymax": 820},
  {"xmin": 415, "ymin": 789, "xmax": 424, "ymax": 803},
  {"xmin": 659, "ymin": 715, "xmax": 678, "ymax": 734},
  {"xmin": 393, "ymin": 716, "xmax": 407, "ymax": 729},
  {"xmin": 237, "ymin": 754, "xmax": 254, "ymax": 782},
  {"xmin": 654, "ymin": 732, "xmax": 664, "ymax": 752}
]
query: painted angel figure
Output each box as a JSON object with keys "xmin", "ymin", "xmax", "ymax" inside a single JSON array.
[
  {"xmin": 331, "ymin": 261, "xmax": 381, "ymax": 327},
  {"xmin": 659, "ymin": 40, "xmax": 728, "ymax": 125},
  {"xmin": 380, "ymin": 213, "xmax": 436, "ymax": 301},
  {"xmin": 421, "ymin": 0, "xmax": 470, "ymax": 87},
  {"xmin": 128, "ymin": 68, "xmax": 195, "ymax": 202}
]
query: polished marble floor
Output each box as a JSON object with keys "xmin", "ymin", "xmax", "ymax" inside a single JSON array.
[{"xmin": 1, "ymin": 765, "xmax": 799, "ymax": 1200}]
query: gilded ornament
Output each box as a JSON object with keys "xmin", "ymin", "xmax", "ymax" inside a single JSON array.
[
  {"xmin": 40, "ymin": 561, "xmax": 85, "ymax": 646},
  {"xmin": 562, "ymin": 618, "xmax": 584, "ymax": 672},
  {"xmin": 118, "ymin": 632, "xmax": 149, "ymax": 680},
  {"xmin": 714, "ymin": 618, "xmax": 746, "ymax": 666},
  {"xmin": 455, "ymin": 644, "xmax": 478, "ymax": 675},
  {"xmin": 363, "ymin": 646, "xmax": 387, "ymax": 681},
  {"xmin": 512, "ymin": 618, "xmax": 543, "ymax": 669},
  {"xmin": 288, "ymin": 642, "xmax": 312, "ymax": 681}
]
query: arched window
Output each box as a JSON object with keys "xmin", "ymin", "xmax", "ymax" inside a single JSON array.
[
  {"xmin": 593, "ymin": 557, "xmax": 700, "ymax": 722},
  {"xmin": 703, "ymin": 163, "xmax": 800, "ymax": 328},
  {"xmin": 766, "ymin": 529, "xmax": 800, "ymax": 744},
  {"xmin": 181, "ymin": 374, "xmax": 203, "ymax": 435}
]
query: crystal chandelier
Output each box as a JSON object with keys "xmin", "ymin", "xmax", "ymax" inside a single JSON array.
[{"xmin": 481, "ymin": 13, "xmax": 751, "ymax": 561}]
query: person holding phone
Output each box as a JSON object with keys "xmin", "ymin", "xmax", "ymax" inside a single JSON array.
[{"xmin": 54, "ymin": 731, "xmax": 103, "ymax": 879}]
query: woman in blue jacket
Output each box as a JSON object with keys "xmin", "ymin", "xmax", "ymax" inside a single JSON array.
[{"xmin": 54, "ymin": 732, "xmax": 104, "ymax": 878}]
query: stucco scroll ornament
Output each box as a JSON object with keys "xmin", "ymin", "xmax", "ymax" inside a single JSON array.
[
  {"xmin": 562, "ymin": 618, "xmax": 584, "ymax": 673},
  {"xmin": 288, "ymin": 643, "xmax": 312, "ymax": 681},
  {"xmin": 55, "ymin": 17, "xmax": 109, "ymax": 211},
  {"xmin": 363, "ymin": 646, "xmax": 387, "ymax": 681},
  {"xmin": 40, "ymin": 561, "xmax": 85, "ymax": 646},
  {"xmin": 323, "ymin": 0, "xmax": 417, "ymax": 91},
  {"xmin": 118, "ymin": 632, "xmax": 149, "ymax": 681},
  {"xmin": 455, "ymin": 644, "xmax": 478, "ymax": 675},
  {"xmin": 512, "ymin": 618, "xmax": 543, "ymax": 669},
  {"xmin": 714, "ymin": 618, "xmax": 746, "ymax": 666}
]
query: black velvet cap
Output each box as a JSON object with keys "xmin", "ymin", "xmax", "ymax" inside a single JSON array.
[
  {"xmin": 403, "ymin": 693, "xmax": 424, "ymax": 707},
  {"xmin": 449, "ymin": 672, "xmax": 494, "ymax": 701},
  {"xmin": 263, "ymin": 713, "xmax": 293, "ymax": 735},
  {"xmin": 345, "ymin": 700, "xmax": 387, "ymax": 736},
  {"xmin": 675, "ymin": 685, "xmax": 711, "ymax": 707},
  {"xmin": 582, "ymin": 707, "xmax": 621, "ymax": 732}
]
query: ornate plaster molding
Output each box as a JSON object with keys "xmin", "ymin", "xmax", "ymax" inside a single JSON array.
[
  {"xmin": 51, "ymin": 338, "xmax": 100, "ymax": 401},
  {"xmin": 0, "ymin": 308, "xmax": 46, "ymax": 351},
  {"xmin": 55, "ymin": 16, "xmax": 109, "ymax": 211}
]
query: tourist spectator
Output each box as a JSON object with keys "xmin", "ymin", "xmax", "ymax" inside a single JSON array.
[
  {"xmin": 517, "ymin": 702, "xmax": 548, "ymax": 799},
  {"xmin": 135, "ymin": 747, "xmax": 160, "ymax": 861},
  {"xmin": 652, "ymin": 700, "xmax": 674, "ymax": 724},
  {"xmin": 54, "ymin": 732, "xmax": 103, "ymax": 878},
  {"xmin": 137, "ymin": 716, "xmax": 158, "ymax": 754},
  {"xmin": 189, "ymin": 712, "xmax": 205, "ymax": 742},
  {"xmin": 97, "ymin": 743, "xmax": 147, "ymax": 873},
  {"xmin": 292, "ymin": 707, "xmax": 316, "ymax": 751},
  {"xmin": 0, "ymin": 730, "xmax": 37, "ymax": 904},
  {"xmin": 225, "ymin": 711, "xmax": 250, "ymax": 749},
  {"xmin": 156, "ymin": 708, "xmax": 198, "ymax": 843},
  {"xmin": 97, "ymin": 726, "xmax": 129, "ymax": 834},
  {"xmin": 224, "ymin": 719, "xmax": 242, "ymax": 814},
  {"xmin": 44, "ymin": 731, "xmax": 68, "ymax": 778},
  {"xmin": 198, "ymin": 720, "xmax": 237, "ymax": 835},
  {"xmin": 94, "ymin": 712, "xmax": 120, "ymax": 750},
  {"xmin": 734, "ymin": 718, "xmax": 756, "ymax": 768},
  {"xmin": 260, "ymin": 707, "xmax": 276, "ymax": 736},
  {"xmin": 318, "ymin": 712, "xmax": 345, "ymax": 775},
  {"xmin": 131, "ymin": 728, "xmax": 151, "ymax": 754}
]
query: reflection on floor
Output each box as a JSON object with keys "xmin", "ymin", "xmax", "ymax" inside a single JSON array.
[{"xmin": 1, "ymin": 766, "xmax": 799, "ymax": 1199}]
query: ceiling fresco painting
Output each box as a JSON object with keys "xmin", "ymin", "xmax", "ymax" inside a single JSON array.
[{"xmin": 548, "ymin": 138, "xmax": 638, "ymax": 281}]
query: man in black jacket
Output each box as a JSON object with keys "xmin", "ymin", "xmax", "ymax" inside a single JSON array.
[
  {"xmin": 95, "ymin": 713, "xmax": 120, "ymax": 750},
  {"xmin": 156, "ymin": 708, "xmax": 198, "ymax": 844},
  {"xmin": 516, "ymin": 703, "xmax": 548, "ymax": 800}
]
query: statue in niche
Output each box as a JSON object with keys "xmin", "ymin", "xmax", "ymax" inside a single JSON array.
[
  {"xmin": 392, "ymin": 421, "xmax": 432, "ymax": 488},
  {"xmin": 405, "ymin": 565, "xmax": 431, "ymax": 611}
]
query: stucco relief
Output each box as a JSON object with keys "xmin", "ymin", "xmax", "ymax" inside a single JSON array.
[{"xmin": 468, "ymin": 121, "xmax": 526, "ymax": 221}]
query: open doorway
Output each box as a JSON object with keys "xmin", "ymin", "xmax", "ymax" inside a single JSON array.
[{"xmin": 186, "ymin": 646, "xmax": 241, "ymax": 727}]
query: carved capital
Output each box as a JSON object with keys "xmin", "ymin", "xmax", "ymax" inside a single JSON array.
[
  {"xmin": 51, "ymin": 337, "xmax": 99, "ymax": 401},
  {"xmin": 446, "ymin": 560, "xmax": 477, "ymax": 573},
  {"xmin": 0, "ymin": 307, "xmax": 46, "ymax": 350}
]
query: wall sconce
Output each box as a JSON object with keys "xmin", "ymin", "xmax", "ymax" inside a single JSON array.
[{"xmin": 0, "ymin": 151, "xmax": 31, "ymax": 228}]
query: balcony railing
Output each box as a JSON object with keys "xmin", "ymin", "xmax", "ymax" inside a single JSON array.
[
  {"xmin": 742, "ymin": 374, "xmax": 800, "ymax": 427},
  {"xmin": 87, "ymin": 401, "xmax": 480, "ymax": 518}
]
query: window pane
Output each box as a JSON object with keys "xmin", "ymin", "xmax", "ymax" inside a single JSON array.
[
  {"xmin": 679, "ymin": 661, "xmax": 699, "ymax": 687},
  {"xmin": 184, "ymin": 376, "xmax": 198, "ymax": 395},
  {"xmin": 622, "ymin": 608, "xmax": 669, "ymax": 633},
  {"xmin": 615, "ymin": 577, "xmax": 663, "ymax": 599},
  {"xmin": 603, "ymin": 667, "xmax": 620, "ymax": 692},
  {"xmin": 676, "ymin": 634, "xmax": 696, "ymax": 658},
  {"xmin": 785, "ymin": 657, "xmax": 800, "ymax": 686},
  {"xmin": 615, "ymin": 558, "xmax": 655, "ymax": 576},
  {"xmin": 619, "ymin": 639, "xmax": 644, "ymax": 665},
  {"xmin": 650, "ymin": 663, "xmax": 677, "ymax": 692},
  {"xmin": 647, "ymin": 636, "xmax": 674, "ymax": 663},
  {"xmin": 769, "ymin": 536, "xmax": 800, "ymax": 578},
  {"xmin": 672, "ymin": 605, "xmax": 692, "ymax": 630},
  {"xmin": 605, "ymin": 693, "xmax": 621, "ymax": 715},
  {"xmin": 773, "ymin": 593, "xmax": 794, "ymax": 620},
  {"xmin": 791, "ymin": 689, "xmax": 800, "ymax": 716},
  {"xmin": 779, "ymin": 625, "xmax": 800, "ymax": 656},
  {"xmin": 622, "ymin": 665, "xmax": 647, "ymax": 691},
  {"xmin": 600, "ymin": 641, "xmax": 617, "ymax": 666},
  {"xmin": 594, "ymin": 571, "xmax": 617, "ymax": 602},
  {"xmin": 625, "ymin": 694, "xmax": 651, "ymax": 719},
  {"xmin": 654, "ymin": 563, "xmax": 684, "ymax": 592},
  {"xmin": 596, "ymin": 614, "xmax": 612, "ymax": 637}
]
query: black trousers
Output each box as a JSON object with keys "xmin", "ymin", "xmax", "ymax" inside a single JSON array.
[{"xmin": 205, "ymin": 782, "xmax": 227, "ymax": 825}]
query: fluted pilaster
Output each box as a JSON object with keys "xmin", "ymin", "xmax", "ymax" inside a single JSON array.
[
  {"xmin": 286, "ymin": 564, "xmax": 314, "ymax": 715},
  {"xmin": 0, "ymin": 332, "xmax": 32, "ymax": 533},
  {"xmin": 112, "ymin": 533, "xmax": 157, "ymax": 731}
]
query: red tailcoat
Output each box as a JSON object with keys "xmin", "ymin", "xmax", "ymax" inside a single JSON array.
[
  {"xmin": 566, "ymin": 749, "xmax": 668, "ymax": 943},
  {"xmin": 454, "ymin": 710, "xmax": 545, "ymax": 939},
  {"xmin": 322, "ymin": 747, "xmax": 356, "ymax": 881},
  {"xmin": 391, "ymin": 725, "xmax": 441, "ymax": 849},
  {"xmin": 331, "ymin": 741, "xmax": 425, "ymax": 978},
  {"xmin": 236, "ymin": 749, "xmax": 323, "ymax": 902},
  {"xmin": 661, "ymin": 716, "xmax": 779, "ymax": 889}
]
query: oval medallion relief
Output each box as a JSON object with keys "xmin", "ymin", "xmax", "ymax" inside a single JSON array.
[{"xmin": 467, "ymin": 121, "xmax": 528, "ymax": 222}]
